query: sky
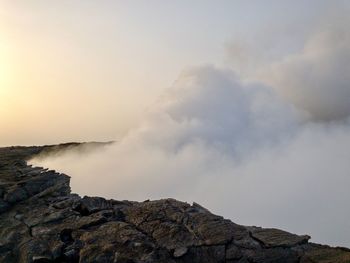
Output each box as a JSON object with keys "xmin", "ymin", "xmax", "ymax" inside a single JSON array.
[
  {"xmin": 2, "ymin": 0, "xmax": 350, "ymax": 248},
  {"xmin": 0, "ymin": 0, "xmax": 345, "ymax": 145}
]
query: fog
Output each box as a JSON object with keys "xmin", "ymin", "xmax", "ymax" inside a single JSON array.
[
  {"xmin": 32, "ymin": 64, "xmax": 350, "ymax": 247},
  {"xmin": 18, "ymin": 1, "xmax": 350, "ymax": 247}
]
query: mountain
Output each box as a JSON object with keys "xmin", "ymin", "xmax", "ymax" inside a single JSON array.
[{"xmin": 0, "ymin": 144, "xmax": 349, "ymax": 263}]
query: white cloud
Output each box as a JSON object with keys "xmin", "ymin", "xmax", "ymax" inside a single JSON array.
[{"xmin": 30, "ymin": 7, "xmax": 350, "ymax": 248}]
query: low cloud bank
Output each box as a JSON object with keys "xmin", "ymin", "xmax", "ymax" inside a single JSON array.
[{"xmin": 31, "ymin": 17, "xmax": 350, "ymax": 247}]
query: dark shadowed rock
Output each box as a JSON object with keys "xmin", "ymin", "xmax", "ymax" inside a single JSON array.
[{"xmin": 0, "ymin": 144, "xmax": 349, "ymax": 263}]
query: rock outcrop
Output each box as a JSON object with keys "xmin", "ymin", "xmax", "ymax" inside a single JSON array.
[{"xmin": 0, "ymin": 144, "xmax": 349, "ymax": 263}]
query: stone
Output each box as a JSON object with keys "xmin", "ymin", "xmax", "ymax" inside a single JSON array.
[
  {"xmin": 173, "ymin": 247, "xmax": 188, "ymax": 257},
  {"xmin": 248, "ymin": 227, "xmax": 310, "ymax": 248},
  {"xmin": 226, "ymin": 244, "xmax": 242, "ymax": 260},
  {"xmin": 0, "ymin": 143, "xmax": 349, "ymax": 263}
]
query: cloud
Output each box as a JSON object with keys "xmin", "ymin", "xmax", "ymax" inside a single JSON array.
[
  {"xmin": 30, "ymin": 7, "xmax": 350, "ymax": 248},
  {"xmin": 31, "ymin": 64, "xmax": 350, "ymax": 247},
  {"xmin": 142, "ymin": 66, "xmax": 299, "ymax": 155},
  {"xmin": 259, "ymin": 26, "xmax": 350, "ymax": 121},
  {"xmin": 30, "ymin": 65, "xmax": 299, "ymax": 198},
  {"xmin": 226, "ymin": 8, "xmax": 350, "ymax": 122}
]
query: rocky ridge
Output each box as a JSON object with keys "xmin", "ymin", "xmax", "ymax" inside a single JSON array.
[{"xmin": 0, "ymin": 144, "xmax": 349, "ymax": 263}]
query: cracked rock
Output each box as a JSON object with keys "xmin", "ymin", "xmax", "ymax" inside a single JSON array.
[{"xmin": 0, "ymin": 144, "xmax": 349, "ymax": 263}]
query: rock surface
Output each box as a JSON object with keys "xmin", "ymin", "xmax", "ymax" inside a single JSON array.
[{"xmin": 0, "ymin": 144, "xmax": 350, "ymax": 263}]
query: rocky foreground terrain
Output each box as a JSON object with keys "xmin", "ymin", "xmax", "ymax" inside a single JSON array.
[{"xmin": 1, "ymin": 144, "xmax": 350, "ymax": 263}]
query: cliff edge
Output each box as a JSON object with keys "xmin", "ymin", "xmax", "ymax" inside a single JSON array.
[{"xmin": 0, "ymin": 144, "xmax": 349, "ymax": 263}]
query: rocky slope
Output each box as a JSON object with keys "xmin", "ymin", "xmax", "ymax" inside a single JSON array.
[{"xmin": 0, "ymin": 144, "xmax": 349, "ymax": 263}]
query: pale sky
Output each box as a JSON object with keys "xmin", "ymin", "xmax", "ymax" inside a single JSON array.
[{"xmin": 0, "ymin": 0, "xmax": 347, "ymax": 146}]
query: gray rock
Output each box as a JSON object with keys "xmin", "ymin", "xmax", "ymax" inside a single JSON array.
[
  {"xmin": 173, "ymin": 247, "xmax": 188, "ymax": 257},
  {"xmin": 248, "ymin": 227, "xmax": 310, "ymax": 248},
  {"xmin": 0, "ymin": 144, "xmax": 349, "ymax": 263}
]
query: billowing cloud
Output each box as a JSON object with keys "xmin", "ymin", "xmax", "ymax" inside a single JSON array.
[
  {"xmin": 30, "ymin": 5, "xmax": 350, "ymax": 248},
  {"xmin": 31, "ymin": 64, "xmax": 350, "ymax": 247},
  {"xmin": 226, "ymin": 11, "xmax": 350, "ymax": 122},
  {"xmin": 259, "ymin": 26, "xmax": 350, "ymax": 121},
  {"xmin": 31, "ymin": 65, "xmax": 299, "ymax": 199},
  {"xmin": 139, "ymin": 66, "xmax": 299, "ymax": 155}
]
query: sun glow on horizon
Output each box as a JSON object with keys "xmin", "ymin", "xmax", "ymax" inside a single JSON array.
[{"xmin": 0, "ymin": 38, "xmax": 14, "ymax": 110}]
